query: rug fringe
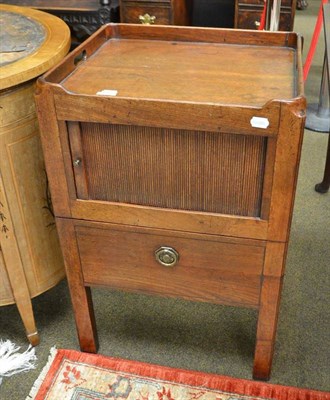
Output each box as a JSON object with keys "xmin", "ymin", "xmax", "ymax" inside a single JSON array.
[
  {"xmin": 25, "ymin": 347, "xmax": 57, "ymax": 400},
  {"xmin": 0, "ymin": 340, "xmax": 37, "ymax": 386}
]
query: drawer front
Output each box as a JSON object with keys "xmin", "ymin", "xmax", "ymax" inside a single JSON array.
[
  {"xmin": 237, "ymin": 0, "xmax": 292, "ymax": 6},
  {"xmin": 236, "ymin": 8, "xmax": 263, "ymax": 30},
  {"xmin": 121, "ymin": 2, "xmax": 171, "ymax": 24},
  {"xmin": 76, "ymin": 222, "xmax": 264, "ymax": 308},
  {"xmin": 236, "ymin": 6, "xmax": 293, "ymax": 31}
]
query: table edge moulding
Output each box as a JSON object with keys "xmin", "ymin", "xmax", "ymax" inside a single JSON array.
[
  {"xmin": 0, "ymin": 4, "xmax": 71, "ymax": 345},
  {"xmin": 34, "ymin": 23, "xmax": 306, "ymax": 379}
]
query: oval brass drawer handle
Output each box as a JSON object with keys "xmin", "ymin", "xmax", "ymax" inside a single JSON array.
[
  {"xmin": 155, "ymin": 246, "xmax": 179, "ymax": 267},
  {"xmin": 139, "ymin": 13, "xmax": 156, "ymax": 25}
]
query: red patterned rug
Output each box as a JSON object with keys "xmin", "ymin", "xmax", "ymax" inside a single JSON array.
[{"xmin": 27, "ymin": 349, "xmax": 329, "ymax": 400}]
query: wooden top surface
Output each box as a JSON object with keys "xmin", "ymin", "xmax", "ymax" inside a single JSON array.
[
  {"xmin": 62, "ymin": 38, "xmax": 296, "ymax": 106},
  {"xmin": 0, "ymin": 4, "xmax": 70, "ymax": 90},
  {"xmin": 63, "ymin": 39, "xmax": 295, "ymax": 105}
]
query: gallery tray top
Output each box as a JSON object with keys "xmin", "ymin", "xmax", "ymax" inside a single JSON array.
[{"xmin": 42, "ymin": 24, "xmax": 304, "ymax": 108}]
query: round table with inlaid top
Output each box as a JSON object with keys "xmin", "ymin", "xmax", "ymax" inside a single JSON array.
[{"xmin": 0, "ymin": 4, "xmax": 70, "ymax": 346}]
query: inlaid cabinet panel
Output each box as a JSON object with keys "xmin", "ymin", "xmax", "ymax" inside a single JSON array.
[
  {"xmin": 0, "ymin": 4, "xmax": 69, "ymax": 345},
  {"xmin": 0, "ymin": 248, "xmax": 13, "ymax": 304}
]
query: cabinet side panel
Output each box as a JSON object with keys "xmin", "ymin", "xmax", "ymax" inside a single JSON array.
[{"xmin": 77, "ymin": 123, "xmax": 266, "ymax": 217}]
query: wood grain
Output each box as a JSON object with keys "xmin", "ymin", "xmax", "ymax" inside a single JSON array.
[
  {"xmin": 35, "ymin": 84, "xmax": 72, "ymax": 218},
  {"xmin": 75, "ymin": 122, "xmax": 266, "ymax": 217},
  {"xmin": 235, "ymin": 1, "xmax": 295, "ymax": 32},
  {"xmin": 103, "ymin": 23, "xmax": 298, "ymax": 47},
  {"xmin": 76, "ymin": 221, "xmax": 265, "ymax": 308},
  {"xmin": 120, "ymin": 1, "xmax": 172, "ymax": 24},
  {"xmin": 70, "ymin": 201, "xmax": 269, "ymax": 240},
  {"xmin": 0, "ymin": 172, "xmax": 39, "ymax": 345},
  {"xmin": 254, "ymin": 275, "xmax": 283, "ymax": 380},
  {"xmin": 60, "ymin": 38, "xmax": 296, "ymax": 106},
  {"xmin": 35, "ymin": 24, "xmax": 306, "ymax": 379},
  {"xmin": 56, "ymin": 218, "xmax": 99, "ymax": 353},
  {"xmin": 0, "ymin": 249, "xmax": 13, "ymax": 304},
  {"xmin": 54, "ymin": 93, "xmax": 281, "ymax": 137},
  {"xmin": 267, "ymin": 100, "xmax": 306, "ymax": 242},
  {"xmin": 67, "ymin": 122, "xmax": 89, "ymax": 200},
  {"xmin": 0, "ymin": 117, "xmax": 64, "ymax": 296}
]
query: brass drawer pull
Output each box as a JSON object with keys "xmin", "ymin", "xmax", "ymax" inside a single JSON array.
[
  {"xmin": 155, "ymin": 246, "xmax": 179, "ymax": 267},
  {"xmin": 73, "ymin": 158, "xmax": 81, "ymax": 166},
  {"xmin": 139, "ymin": 14, "xmax": 156, "ymax": 25}
]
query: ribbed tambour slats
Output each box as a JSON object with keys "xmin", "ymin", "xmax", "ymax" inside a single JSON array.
[{"xmin": 79, "ymin": 123, "xmax": 266, "ymax": 217}]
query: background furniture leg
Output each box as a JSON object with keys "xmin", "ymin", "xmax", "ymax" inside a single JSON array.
[
  {"xmin": 5, "ymin": 257, "xmax": 40, "ymax": 346},
  {"xmin": 15, "ymin": 295, "xmax": 39, "ymax": 347},
  {"xmin": 307, "ymin": 3, "xmax": 329, "ymax": 193},
  {"xmin": 0, "ymin": 239, "xmax": 39, "ymax": 346},
  {"xmin": 0, "ymin": 177, "xmax": 40, "ymax": 346},
  {"xmin": 56, "ymin": 218, "xmax": 99, "ymax": 353},
  {"xmin": 315, "ymin": 133, "xmax": 330, "ymax": 193}
]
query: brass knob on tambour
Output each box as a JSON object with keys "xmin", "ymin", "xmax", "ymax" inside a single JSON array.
[
  {"xmin": 139, "ymin": 13, "xmax": 156, "ymax": 24},
  {"xmin": 73, "ymin": 158, "xmax": 81, "ymax": 166},
  {"xmin": 155, "ymin": 246, "xmax": 179, "ymax": 267}
]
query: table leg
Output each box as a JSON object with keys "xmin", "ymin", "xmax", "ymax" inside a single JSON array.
[
  {"xmin": 1, "ymin": 177, "xmax": 39, "ymax": 346},
  {"xmin": 315, "ymin": 133, "xmax": 330, "ymax": 193},
  {"xmin": 253, "ymin": 276, "xmax": 283, "ymax": 380},
  {"xmin": 15, "ymin": 296, "xmax": 40, "ymax": 347},
  {"xmin": 4, "ymin": 255, "xmax": 40, "ymax": 346},
  {"xmin": 56, "ymin": 217, "xmax": 99, "ymax": 353},
  {"xmin": 253, "ymin": 242, "xmax": 286, "ymax": 380}
]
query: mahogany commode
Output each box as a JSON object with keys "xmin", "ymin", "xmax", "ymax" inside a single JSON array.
[{"xmin": 35, "ymin": 24, "xmax": 306, "ymax": 380}]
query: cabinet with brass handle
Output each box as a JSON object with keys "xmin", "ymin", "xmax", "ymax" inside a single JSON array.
[
  {"xmin": 36, "ymin": 23, "xmax": 305, "ymax": 382},
  {"xmin": 234, "ymin": 0, "xmax": 295, "ymax": 31},
  {"xmin": 119, "ymin": 0, "xmax": 192, "ymax": 25}
]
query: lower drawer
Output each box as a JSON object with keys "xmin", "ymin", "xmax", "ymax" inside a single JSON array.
[{"xmin": 75, "ymin": 221, "xmax": 265, "ymax": 308}]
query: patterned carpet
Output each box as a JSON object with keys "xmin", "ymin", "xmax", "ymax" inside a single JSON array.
[{"xmin": 27, "ymin": 349, "xmax": 330, "ymax": 400}]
